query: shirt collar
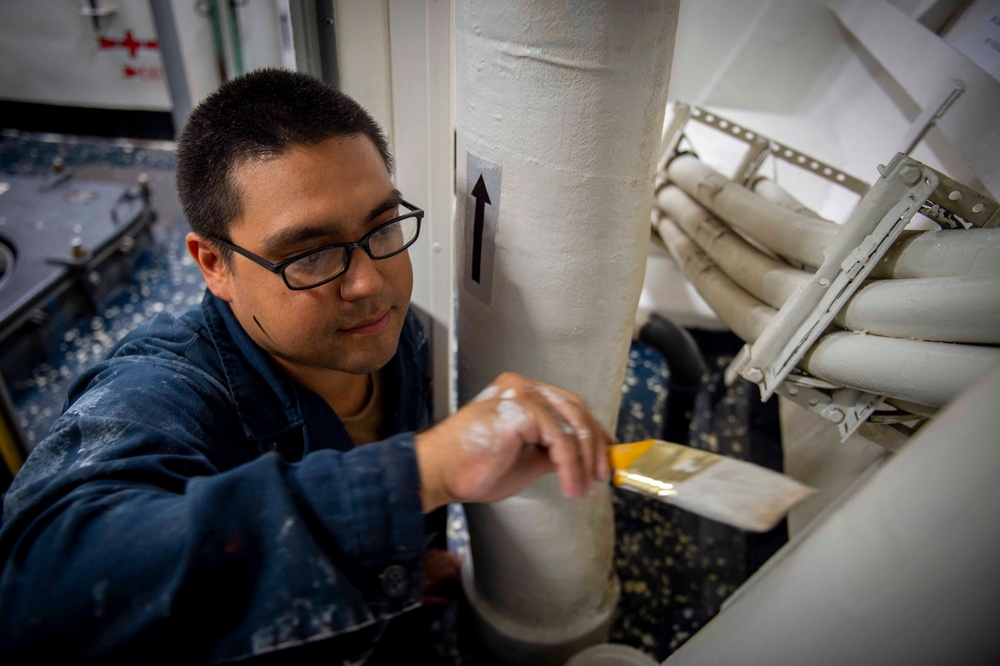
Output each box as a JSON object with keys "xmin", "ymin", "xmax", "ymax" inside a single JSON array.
[{"xmin": 201, "ymin": 290, "xmax": 306, "ymax": 443}]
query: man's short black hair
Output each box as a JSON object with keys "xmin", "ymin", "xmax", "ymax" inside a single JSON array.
[{"xmin": 176, "ymin": 68, "xmax": 394, "ymax": 259}]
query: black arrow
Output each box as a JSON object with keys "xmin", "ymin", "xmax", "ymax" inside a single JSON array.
[{"xmin": 471, "ymin": 174, "xmax": 491, "ymax": 283}]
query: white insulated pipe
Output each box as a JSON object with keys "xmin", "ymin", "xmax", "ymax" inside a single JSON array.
[
  {"xmin": 455, "ymin": 2, "xmax": 680, "ymax": 663},
  {"xmin": 657, "ymin": 185, "xmax": 812, "ymax": 306},
  {"xmin": 654, "ymin": 213, "xmax": 1000, "ymax": 406},
  {"xmin": 872, "ymin": 226, "xmax": 1000, "ymax": 279},
  {"xmin": 799, "ymin": 332, "xmax": 999, "ymax": 406},
  {"xmin": 750, "ymin": 176, "xmax": 824, "ymax": 219},
  {"xmin": 667, "ymin": 155, "xmax": 838, "ymax": 267},
  {"xmin": 654, "ymin": 210, "xmax": 777, "ymax": 343},
  {"xmin": 668, "ymin": 155, "xmax": 1000, "ymax": 278},
  {"xmin": 657, "ymin": 186, "xmax": 1000, "ymax": 344},
  {"xmin": 833, "ymin": 274, "xmax": 1000, "ymax": 344}
]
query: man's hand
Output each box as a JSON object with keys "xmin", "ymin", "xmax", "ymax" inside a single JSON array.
[{"xmin": 414, "ymin": 372, "xmax": 615, "ymax": 512}]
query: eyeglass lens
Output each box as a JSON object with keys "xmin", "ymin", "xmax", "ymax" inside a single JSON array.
[{"xmin": 283, "ymin": 216, "xmax": 419, "ymax": 288}]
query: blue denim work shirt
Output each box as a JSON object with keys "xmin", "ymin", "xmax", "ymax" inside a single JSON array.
[{"xmin": 0, "ymin": 290, "xmax": 435, "ymax": 664}]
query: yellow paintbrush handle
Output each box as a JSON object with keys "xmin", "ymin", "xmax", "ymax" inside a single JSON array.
[{"xmin": 608, "ymin": 440, "xmax": 656, "ymax": 472}]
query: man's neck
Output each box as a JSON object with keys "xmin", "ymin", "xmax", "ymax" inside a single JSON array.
[{"xmin": 273, "ymin": 358, "xmax": 371, "ymax": 418}]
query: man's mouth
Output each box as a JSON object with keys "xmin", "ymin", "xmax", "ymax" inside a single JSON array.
[{"xmin": 341, "ymin": 309, "xmax": 391, "ymax": 336}]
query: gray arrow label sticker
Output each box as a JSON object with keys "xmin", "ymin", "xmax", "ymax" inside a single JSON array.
[{"xmin": 464, "ymin": 152, "xmax": 501, "ymax": 304}]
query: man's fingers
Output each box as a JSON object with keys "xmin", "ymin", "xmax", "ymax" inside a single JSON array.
[
  {"xmin": 532, "ymin": 404, "xmax": 590, "ymax": 498},
  {"xmin": 432, "ymin": 373, "xmax": 614, "ymax": 505},
  {"xmin": 533, "ymin": 383, "xmax": 613, "ymax": 486},
  {"xmin": 549, "ymin": 404, "xmax": 607, "ymax": 485}
]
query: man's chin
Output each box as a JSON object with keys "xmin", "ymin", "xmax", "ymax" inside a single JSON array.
[
  {"xmin": 328, "ymin": 352, "xmax": 392, "ymax": 375},
  {"xmin": 310, "ymin": 309, "xmax": 404, "ymax": 373},
  {"xmin": 328, "ymin": 334, "xmax": 400, "ymax": 374}
]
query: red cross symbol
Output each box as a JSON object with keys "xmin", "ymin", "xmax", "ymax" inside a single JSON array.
[{"xmin": 98, "ymin": 30, "xmax": 159, "ymax": 59}]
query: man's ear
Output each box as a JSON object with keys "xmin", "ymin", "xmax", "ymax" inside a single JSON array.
[{"xmin": 186, "ymin": 232, "xmax": 235, "ymax": 302}]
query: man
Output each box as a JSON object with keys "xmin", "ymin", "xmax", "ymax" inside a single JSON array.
[{"xmin": 0, "ymin": 69, "xmax": 613, "ymax": 663}]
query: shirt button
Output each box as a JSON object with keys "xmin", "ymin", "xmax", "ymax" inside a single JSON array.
[{"xmin": 379, "ymin": 564, "xmax": 409, "ymax": 598}]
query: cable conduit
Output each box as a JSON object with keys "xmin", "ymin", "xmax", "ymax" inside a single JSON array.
[
  {"xmin": 653, "ymin": 213, "xmax": 1000, "ymax": 406},
  {"xmin": 667, "ymin": 155, "xmax": 1000, "ymax": 278},
  {"xmin": 657, "ymin": 186, "xmax": 1000, "ymax": 344}
]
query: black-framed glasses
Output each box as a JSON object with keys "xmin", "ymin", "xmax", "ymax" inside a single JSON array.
[{"xmin": 210, "ymin": 200, "xmax": 423, "ymax": 290}]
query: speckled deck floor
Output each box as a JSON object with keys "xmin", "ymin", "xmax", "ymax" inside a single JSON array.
[{"xmin": 1, "ymin": 133, "xmax": 785, "ymax": 663}]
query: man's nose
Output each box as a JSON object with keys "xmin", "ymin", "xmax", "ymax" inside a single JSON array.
[{"xmin": 338, "ymin": 247, "xmax": 385, "ymax": 301}]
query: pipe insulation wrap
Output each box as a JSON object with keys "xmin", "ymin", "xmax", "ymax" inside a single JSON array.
[
  {"xmin": 872, "ymin": 227, "xmax": 1000, "ymax": 279},
  {"xmin": 653, "ymin": 213, "xmax": 776, "ymax": 342},
  {"xmin": 455, "ymin": 1, "xmax": 680, "ymax": 661},
  {"xmin": 800, "ymin": 332, "xmax": 1000, "ymax": 407},
  {"xmin": 668, "ymin": 156, "xmax": 1000, "ymax": 278},
  {"xmin": 834, "ymin": 275, "xmax": 1000, "ymax": 344},
  {"xmin": 667, "ymin": 155, "xmax": 838, "ymax": 268},
  {"xmin": 658, "ymin": 186, "xmax": 1000, "ymax": 344},
  {"xmin": 751, "ymin": 177, "xmax": 824, "ymax": 219},
  {"xmin": 657, "ymin": 185, "xmax": 811, "ymax": 307},
  {"xmin": 654, "ymin": 214, "xmax": 1000, "ymax": 406}
]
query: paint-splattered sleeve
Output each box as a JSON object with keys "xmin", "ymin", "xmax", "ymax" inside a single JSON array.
[{"xmin": 0, "ymin": 356, "xmax": 425, "ymax": 663}]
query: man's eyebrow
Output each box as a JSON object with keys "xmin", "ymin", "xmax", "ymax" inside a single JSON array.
[
  {"xmin": 367, "ymin": 189, "xmax": 404, "ymax": 221},
  {"xmin": 259, "ymin": 189, "xmax": 404, "ymax": 253},
  {"xmin": 260, "ymin": 225, "xmax": 338, "ymax": 254}
]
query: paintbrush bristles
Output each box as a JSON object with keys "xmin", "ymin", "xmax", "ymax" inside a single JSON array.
[{"xmin": 610, "ymin": 440, "xmax": 813, "ymax": 532}]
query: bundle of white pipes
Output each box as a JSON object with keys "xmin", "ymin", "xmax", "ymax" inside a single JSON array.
[
  {"xmin": 667, "ymin": 155, "xmax": 1000, "ymax": 279},
  {"xmin": 657, "ymin": 186, "xmax": 1000, "ymax": 344},
  {"xmin": 455, "ymin": 1, "xmax": 680, "ymax": 663},
  {"xmin": 653, "ymin": 157, "xmax": 1000, "ymax": 407}
]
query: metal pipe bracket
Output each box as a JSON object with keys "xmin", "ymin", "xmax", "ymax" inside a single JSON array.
[{"xmin": 729, "ymin": 153, "xmax": 940, "ymax": 407}]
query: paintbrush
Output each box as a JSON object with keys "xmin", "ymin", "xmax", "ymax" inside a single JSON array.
[{"xmin": 609, "ymin": 440, "xmax": 813, "ymax": 532}]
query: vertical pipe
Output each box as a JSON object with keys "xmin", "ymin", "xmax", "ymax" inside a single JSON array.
[
  {"xmin": 149, "ymin": 0, "xmax": 193, "ymax": 137},
  {"xmin": 455, "ymin": 1, "xmax": 679, "ymax": 663}
]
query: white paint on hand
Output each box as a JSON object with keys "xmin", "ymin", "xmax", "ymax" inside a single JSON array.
[
  {"xmin": 462, "ymin": 421, "xmax": 494, "ymax": 452},
  {"xmin": 494, "ymin": 397, "xmax": 529, "ymax": 435},
  {"xmin": 462, "ymin": 393, "xmax": 534, "ymax": 454},
  {"xmin": 538, "ymin": 386, "xmax": 567, "ymax": 407},
  {"xmin": 474, "ymin": 385, "xmax": 500, "ymax": 403}
]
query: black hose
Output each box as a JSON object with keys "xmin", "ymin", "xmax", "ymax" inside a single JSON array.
[{"xmin": 638, "ymin": 313, "xmax": 706, "ymax": 443}]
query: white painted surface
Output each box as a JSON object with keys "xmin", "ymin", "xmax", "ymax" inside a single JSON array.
[
  {"xmin": 0, "ymin": 0, "xmax": 170, "ymax": 110},
  {"xmin": 385, "ymin": 0, "xmax": 455, "ymax": 421},
  {"xmin": 336, "ymin": 1, "xmax": 455, "ymax": 421},
  {"xmin": 658, "ymin": 185, "xmax": 1000, "ymax": 343},
  {"xmin": 638, "ymin": 242, "xmax": 726, "ymax": 333},
  {"xmin": 0, "ymin": 0, "xmax": 288, "ymax": 114},
  {"xmin": 170, "ymin": 0, "xmax": 224, "ymax": 109},
  {"xmin": 832, "ymin": 0, "xmax": 1000, "ymax": 197},
  {"xmin": 668, "ymin": 0, "xmax": 847, "ymax": 115},
  {"xmin": 335, "ymin": 0, "xmax": 394, "ymax": 145},
  {"xmin": 780, "ymin": 398, "xmax": 888, "ymax": 535},
  {"xmin": 455, "ymin": 0, "xmax": 679, "ymax": 661},
  {"xmin": 952, "ymin": 0, "xmax": 1000, "ymax": 83},
  {"xmin": 234, "ymin": 1, "xmax": 287, "ymax": 76},
  {"xmin": 665, "ymin": 362, "xmax": 1000, "ymax": 664},
  {"xmin": 667, "ymin": 156, "xmax": 839, "ymax": 268}
]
